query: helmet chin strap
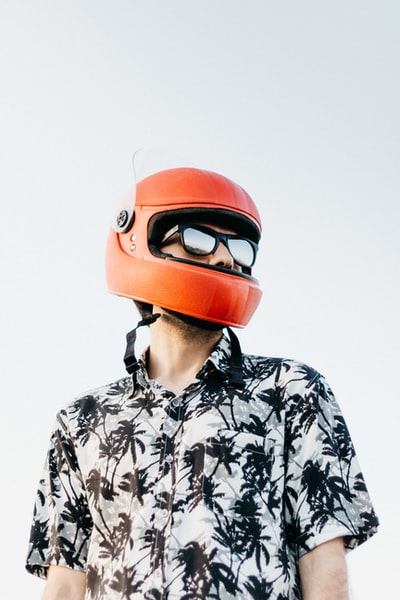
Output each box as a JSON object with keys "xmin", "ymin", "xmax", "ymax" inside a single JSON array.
[
  {"xmin": 124, "ymin": 312, "xmax": 244, "ymax": 389},
  {"xmin": 226, "ymin": 327, "xmax": 245, "ymax": 388},
  {"xmin": 124, "ymin": 313, "xmax": 161, "ymax": 374}
]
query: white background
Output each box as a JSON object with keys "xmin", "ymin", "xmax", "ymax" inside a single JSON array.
[{"xmin": 1, "ymin": 1, "xmax": 398, "ymax": 597}]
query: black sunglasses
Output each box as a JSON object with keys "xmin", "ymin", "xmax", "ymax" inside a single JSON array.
[{"xmin": 160, "ymin": 224, "xmax": 258, "ymax": 268}]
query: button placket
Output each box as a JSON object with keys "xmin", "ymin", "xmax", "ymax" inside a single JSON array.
[
  {"xmin": 150, "ymin": 393, "xmax": 186, "ymax": 590},
  {"xmin": 151, "ymin": 385, "xmax": 203, "ymax": 591}
]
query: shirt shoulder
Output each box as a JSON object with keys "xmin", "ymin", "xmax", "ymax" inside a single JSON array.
[
  {"xmin": 241, "ymin": 353, "xmax": 324, "ymax": 386},
  {"xmin": 56, "ymin": 375, "xmax": 133, "ymax": 431}
]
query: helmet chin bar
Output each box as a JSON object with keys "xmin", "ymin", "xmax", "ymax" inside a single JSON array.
[{"xmin": 107, "ymin": 231, "xmax": 262, "ymax": 328}]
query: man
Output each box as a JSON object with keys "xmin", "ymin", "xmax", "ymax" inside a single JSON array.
[{"xmin": 26, "ymin": 167, "xmax": 378, "ymax": 599}]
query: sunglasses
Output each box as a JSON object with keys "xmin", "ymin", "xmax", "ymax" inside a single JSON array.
[{"xmin": 160, "ymin": 224, "xmax": 258, "ymax": 268}]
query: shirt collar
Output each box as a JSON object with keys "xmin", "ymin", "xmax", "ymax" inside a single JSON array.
[
  {"xmin": 202, "ymin": 333, "xmax": 232, "ymax": 378},
  {"xmin": 135, "ymin": 333, "xmax": 233, "ymax": 390}
]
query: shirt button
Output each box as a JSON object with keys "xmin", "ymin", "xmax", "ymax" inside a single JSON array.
[
  {"xmin": 164, "ymin": 454, "xmax": 174, "ymax": 464},
  {"xmin": 171, "ymin": 398, "xmax": 181, "ymax": 407}
]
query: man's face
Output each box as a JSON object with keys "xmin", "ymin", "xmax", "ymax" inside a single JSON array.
[{"xmin": 160, "ymin": 223, "xmax": 248, "ymax": 273}]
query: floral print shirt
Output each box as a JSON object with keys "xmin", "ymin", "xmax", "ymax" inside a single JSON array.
[{"xmin": 26, "ymin": 335, "xmax": 378, "ymax": 599}]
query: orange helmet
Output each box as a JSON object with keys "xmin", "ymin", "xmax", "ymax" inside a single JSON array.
[{"xmin": 106, "ymin": 167, "xmax": 262, "ymax": 328}]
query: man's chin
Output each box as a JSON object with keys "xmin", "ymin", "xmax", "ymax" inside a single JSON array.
[{"xmin": 161, "ymin": 308, "xmax": 224, "ymax": 331}]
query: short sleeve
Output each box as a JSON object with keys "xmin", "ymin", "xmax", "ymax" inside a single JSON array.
[
  {"xmin": 25, "ymin": 411, "xmax": 93, "ymax": 578},
  {"xmin": 282, "ymin": 367, "xmax": 379, "ymax": 556}
]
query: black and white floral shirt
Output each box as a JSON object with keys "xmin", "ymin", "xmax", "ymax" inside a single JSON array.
[{"xmin": 26, "ymin": 335, "xmax": 378, "ymax": 599}]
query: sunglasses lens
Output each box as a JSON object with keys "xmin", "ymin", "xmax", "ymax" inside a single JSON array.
[
  {"xmin": 178, "ymin": 225, "xmax": 257, "ymax": 268},
  {"xmin": 228, "ymin": 238, "xmax": 256, "ymax": 267},
  {"xmin": 182, "ymin": 227, "xmax": 216, "ymax": 255}
]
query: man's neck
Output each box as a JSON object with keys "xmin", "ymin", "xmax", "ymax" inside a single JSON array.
[{"xmin": 146, "ymin": 308, "xmax": 223, "ymax": 394}]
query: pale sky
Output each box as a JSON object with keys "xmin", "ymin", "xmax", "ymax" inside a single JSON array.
[{"xmin": 1, "ymin": 2, "xmax": 399, "ymax": 597}]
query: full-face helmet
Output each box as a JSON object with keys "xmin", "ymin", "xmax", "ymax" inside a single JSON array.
[{"xmin": 106, "ymin": 167, "xmax": 262, "ymax": 328}]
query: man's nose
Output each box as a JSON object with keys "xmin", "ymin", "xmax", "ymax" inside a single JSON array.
[{"xmin": 208, "ymin": 240, "xmax": 235, "ymax": 269}]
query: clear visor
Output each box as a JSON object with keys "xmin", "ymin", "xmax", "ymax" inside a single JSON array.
[{"xmin": 112, "ymin": 149, "xmax": 194, "ymax": 233}]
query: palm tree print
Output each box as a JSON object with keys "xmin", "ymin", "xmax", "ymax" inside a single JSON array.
[{"xmin": 26, "ymin": 336, "xmax": 378, "ymax": 598}]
